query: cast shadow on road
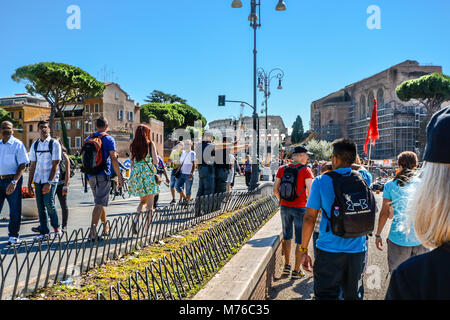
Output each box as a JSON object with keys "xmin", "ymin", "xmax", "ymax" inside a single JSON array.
[
  {"xmin": 269, "ymin": 275, "xmax": 315, "ymax": 300},
  {"xmin": 246, "ymin": 236, "xmax": 278, "ymax": 248}
]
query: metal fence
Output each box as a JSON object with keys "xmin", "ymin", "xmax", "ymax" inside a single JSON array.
[
  {"xmin": 97, "ymin": 194, "xmax": 279, "ymax": 300},
  {"xmin": 0, "ymin": 187, "xmax": 272, "ymax": 300}
]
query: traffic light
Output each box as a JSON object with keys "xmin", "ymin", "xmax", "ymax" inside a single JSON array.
[{"xmin": 218, "ymin": 95, "xmax": 226, "ymax": 106}]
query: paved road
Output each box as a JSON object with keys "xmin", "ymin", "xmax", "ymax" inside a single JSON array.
[{"xmin": 268, "ymin": 194, "xmax": 393, "ymax": 300}]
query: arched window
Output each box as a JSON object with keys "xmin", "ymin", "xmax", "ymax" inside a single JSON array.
[
  {"xmin": 360, "ymin": 95, "xmax": 366, "ymax": 119},
  {"xmin": 377, "ymin": 88, "xmax": 384, "ymax": 108},
  {"xmin": 367, "ymin": 91, "xmax": 375, "ymax": 116}
]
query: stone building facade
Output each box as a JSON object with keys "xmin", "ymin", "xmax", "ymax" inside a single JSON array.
[{"xmin": 310, "ymin": 60, "xmax": 442, "ymax": 160}]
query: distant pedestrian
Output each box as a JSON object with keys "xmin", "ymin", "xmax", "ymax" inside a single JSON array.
[
  {"xmin": 273, "ymin": 146, "xmax": 314, "ymax": 279},
  {"xmin": 270, "ymin": 159, "xmax": 280, "ymax": 182},
  {"xmin": 154, "ymin": 155, "xmax": 170, "ymax": 208},
  {"xmin": 196, "ymin": 133, "xmax": 216, "ymax": 197},
  {"xmin": 168, "ymin": 142, "xmax": 182, "ymax": 205},
  {"xmin": 244, "ymin": 155, "xmax": 252, "ymax": 187},
  {"xmin": 175, "ymin": 140, "xmax": 196, "ymax": 204},
  {"xmin": 375, "ymin": 151, "xmax": 427, "ymax": 273},
  {"xmin": 0, "ymin": 121, "xmax": 29, "ymax": 245},
  {"xmin": 386, "ymin": 106, "xmax": 450, "ymax": 300},
  {"xmin": 82, "ymin": 117, "xmax": 123, "ymax": 241},
  {"xmin": 214, "ymin": 137, "xmax": 232, "ymax": 194},
  {"xmin": 128, "ymin": 124, "xmax": 159, "ymax": 221},
  {"xmin": 300, "ymin": 138, "xmax": 376, "ymax": 300},
  {"xmin": 262, "ymin": 163, "xmax": 271, "ymax": 181},
  {"xmin": 226, "ymin": 148, "xmax": 242, "ymax": 193},
  {"xmin": 28, "ymin": 120, "xmax": 63, "ymax": 240}
]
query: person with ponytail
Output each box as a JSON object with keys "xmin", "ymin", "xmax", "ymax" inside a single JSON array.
[{"xmin": 374, "ymin": 151, "xmax": 428, "ymax": 273}]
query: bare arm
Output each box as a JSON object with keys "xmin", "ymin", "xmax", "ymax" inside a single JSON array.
[
  {"xmin": 301, "ymin": 208, "xmax": 319, "ymax": 249},
  {"xmin": 64, "ymin": 154, "xmax": 70, "ymax": 186},
  {"xmin": 305, "ymin": 178, "xmax": 313, "ymax": 198},
  {"xmin": 48, "ymin": 160, "xmax": 60, "ymax": 183},
  {"xmin": 109, "ymin": 150, "xmax": 123, "ymax": 183},
  {"xmin": 151, "ymin": 142, "xmax": 158, "ymax": 165},
  {"xmin": 376, "ymin": 198, "xmax": 392, "ymax": 236},
  {"xmin": 273, "ymin": 177, "xmax": 281, "ymax": 201},
  {"xmin": 28, "ymin": 162, "xmax": 36, "ymax": 187}
]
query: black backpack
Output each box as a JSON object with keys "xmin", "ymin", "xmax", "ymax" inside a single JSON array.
[
  {"xmin": 279, "ymin": 164, "xmax": 306, "ymax": 202},
  {"xmin": 323, "ymin": 171, "xmax": 376, "ymax": 238}
]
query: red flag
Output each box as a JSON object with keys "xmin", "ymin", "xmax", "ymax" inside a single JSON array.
[{"xmin": 364, "ymin": 99, "xmax": 379, "ymax": 154}]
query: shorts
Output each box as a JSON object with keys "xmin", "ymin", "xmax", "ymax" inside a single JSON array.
[
  {"xmin": 175, "ymin": 173, "xmax": 194, "ymax": 196},
  {"xmin": 170, "ymin": 169, "xmax": 178, "ymax": 189},
  {"xmin": 280, "ymin": 206, "xmax": 306, "ymax": 244},
  {"xmin": 89, "ymin": 175, "xmax": 111, "ymax": 207},
  {"xmin": 387, "ymin": 239, "xmax": 428, "ymax": 273},
  {"xmin": 226, "ymin": 169, "xmax": 235, "ymax": 183}
]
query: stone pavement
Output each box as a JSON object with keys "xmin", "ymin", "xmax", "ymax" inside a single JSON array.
[{"xmin": 268, "ymin": 193, "xmax": 393, "ymax": 300}]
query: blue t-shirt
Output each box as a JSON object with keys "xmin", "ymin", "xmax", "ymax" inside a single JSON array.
[
  {"xmin": 383, "ymin": 178, "xmax": 422, "ymax": 247},
  {"xmin": 306, "ymin": 167, "xmax": 373, "ymax": 253},
  {"xmin": 85, "ymin": 132, "xmax": 116, "ymax": 177}
]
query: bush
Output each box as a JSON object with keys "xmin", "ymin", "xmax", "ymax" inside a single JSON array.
[{"xmin": 305, "ymin": 139, "xmax": 333, "ymax": 161}]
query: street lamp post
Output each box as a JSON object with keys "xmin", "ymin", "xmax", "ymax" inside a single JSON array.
[
  {"xmin": 232, "ymin": 0, "xmax": 286, "ymax": 191},
  {"xmin": 257, "ymin": 67, "xmax": 284, "ymax": 163}
]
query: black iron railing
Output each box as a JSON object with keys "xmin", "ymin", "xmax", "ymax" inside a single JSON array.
[{"xmin": 0, "ymin": 186, "xmax": 274, "ymax": 300}]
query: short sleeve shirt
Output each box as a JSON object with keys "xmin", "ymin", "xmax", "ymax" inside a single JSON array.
[
  {"xmin": 29, "ymin": 137, "xmax": 62, "ymax": 183},
  {"xmin": 0, "ymin": 136, "xmax": 30, "ymax": 176},
  {"xmin": 276, "ymin": 163, "xmax": 314, "ymax": 208},
  {"xmin": 85, "ymin": 132, "xmax": 116, "ymax": 177},
  {"xmin": 180, "ymin": 151, "xmax": 196, "ymax": 175},
  {"xmin": 306, "ymin": 167, "xmax": 372, "ymax": 253},
  {"xmin": 383, "ymin": 178, "xmax": 422, "ymax": 247}
]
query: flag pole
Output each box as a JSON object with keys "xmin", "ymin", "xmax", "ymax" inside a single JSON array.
[{"xmin": 368, "ymin": 139, "xmax": 373, "ymax": 170}]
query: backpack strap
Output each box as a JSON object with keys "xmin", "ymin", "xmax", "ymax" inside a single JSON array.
[{"xmin": 294, "ymin": 164, "xmax": 307, "ymax": 197}]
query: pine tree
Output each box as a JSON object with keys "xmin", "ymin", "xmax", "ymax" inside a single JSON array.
[{"xmin": 291, "ymin": 115, "xmax": 305, "ymax": 144}]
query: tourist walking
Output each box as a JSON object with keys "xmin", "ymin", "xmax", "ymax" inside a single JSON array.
[
  {"xmin": 196, "ymin": 132, "xmax": 216, "ymax": 197},
  {"xmin": 226, "ymin": 148, "xmax": 242, "ymax": 193},
  {"xmin": 375, "ymin": 151, "xmax": 427, "ymax": 273},
  {"xmin": 154, "ymin": 155, "xmax": 170, "ymax": 208},
  {"xmin": 28, "ymin": 120, "xmax": 63, "ymax": 240},
  {"xmin": 214, "ymin": 137, "xmax": 231, "ymax": 194},
  {"xmin": 270, "ymin": 159, "xmax": 280, "ymax": 182},
  {"xmin": 128, "ymin": 124, "xmax": 159, "ymax": 224},
  {"xmin": 299, "ymin": 138, "xmax": 376, "ymax": 300},
  {"xmin": 168, "ymin": 142, "xmax": 182, "ymax": 205},
  {"xmin": 386, "ymin": 106, "xmax": 450, "ymax": 300},
  {"xmin": 244, "ymin": 155, "xmax": 252, "ymax": 187},
  {"xmin": 175, "ymin": 140, "xmax": 196, "ymax": 204},
  {"xmin": 273, "ymin": 146, "xmax": 314, "ymax": 279},
  {"xmin": 0, "ymin": 121, "xmax": 29, "ymax": 245},
  {"xmin": 82, "ymin": 117, "xmax": 123, "ymax": 241}
]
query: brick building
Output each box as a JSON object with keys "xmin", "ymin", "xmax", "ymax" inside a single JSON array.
[{"xmin": 310, "ymin": 60, "xmax": 443, "ymax": 160}]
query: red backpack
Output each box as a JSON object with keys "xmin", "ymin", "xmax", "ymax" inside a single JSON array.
[{"xmin": 81, "ymin": 133, "xmax": 108, "ymax": 175}]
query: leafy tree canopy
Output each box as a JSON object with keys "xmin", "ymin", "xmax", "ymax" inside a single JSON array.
[
  {"xmin": 144, "ymin": 90, "xmax": 187, "ymax": 104},
  {"xmin": 291, "ymin": 115, "xmax": 306, "ymax": 144},
  {"xmin": 0, "ymin": 108, "xmax": 18, "ymax": 126}
]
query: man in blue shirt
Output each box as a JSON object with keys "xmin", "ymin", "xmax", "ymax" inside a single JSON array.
[
  {"xmin": 85, "ymin": 117, "xmax": 123, "ymax": 241},
  {"xmin": 0, "ymin": 121, "xmax": 29, "ymax": 245},
  {"xmin": 299, "ymin": 138, "xmax": 373, "ymax": 300}
]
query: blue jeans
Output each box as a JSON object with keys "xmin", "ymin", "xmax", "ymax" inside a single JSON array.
[
  {"xmin": 35, "ymin": 183, "xmax": 59, "ymax": 235},
  {"xmin": 214, "ymin": 167, "xmax": 229, "ymax": 194},
  {"xmin": 0, "ymin": 177, "xmax": 23, "ymax": 238},
  {"xmin": 197, "ymin": 166, "xmax": 215, "ymax": 197},
  {"xmin": 175, "ymin": 173, "xmax": 194, "ymax": 196},
  {"xmin": 170, "ymin": 169, "xmax": 178, "ymax": 189},
  {"xmin": 280, "ymin": 206, "xmax": 306, "ymax": 244}
]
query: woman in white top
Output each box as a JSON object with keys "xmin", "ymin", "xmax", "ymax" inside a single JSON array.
[
  {"xmin": 226, "ymin": 151, "xmax": 242, "ymax": 192},
  {"xmin": 174, "ymin": 140, "xmax": 196, "ymax": 203}
]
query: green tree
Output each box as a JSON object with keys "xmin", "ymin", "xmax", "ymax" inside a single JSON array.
[
  {"xmin": 140, "ymin": 103, "xmax": 206, "ymax": 138},
  {"xmin": 396, "ymin": 72, "xmax": 450, "ymax": 154},
  {"xmin": 291, "ymin": 115, "xmax": 305, "ymax": 144},
  {"xmin": 305, "ymin": 139, "xmax": 333, "ymax": 162},
  {"xmin": 144, "ymin": 90, "xmax": 187, "ymax": 104},
  {"xmin": 0, "ymin": 108, "xmax": 18, "ymax": 126},
  {"xmin": 11, "ymin": 62, "xmax": 105, "ymax": 153}
]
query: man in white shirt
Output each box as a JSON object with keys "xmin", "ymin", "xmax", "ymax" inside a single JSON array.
[
  {"xmin": 175, "ymin": 140, "xmax": 196, "ymax": 203},
  {"xmin": 0, "ymin": 121, "xmax": 29, "ymax": 245},
  {"xmin": 28, "ymin": 120, "xmax": 62, "ymax": 240}
]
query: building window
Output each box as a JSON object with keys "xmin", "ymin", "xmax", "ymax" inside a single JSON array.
[
  {"xmin": 118, "ymin": 110, "xmax": 124, "ymax": 120},
  {"xmin": 85, "ymin": 121, "xmax": 90, "ymax": 133},
  {"xmin": 359, "ymin": 95, "xmax": 366, "ymax": 119},
  {"xmin": 9, "ymin": 112, "xmax": 14, "ymax": 119},
  {"xmin": 29, "ymin": 124, "xmax": 33, "ymax": 132},
  {"xmin": 75, "ymin": 137, "xmax": 82, "ymax": 149},
  {"xmin": 75, "ymin": 120, "xmax": 82, "ymax": 129},
  {"xmin": 85, "ymin": 104, "xmax": 90, "ymax": 113},
  {"xmin": 377, "ymin": 88, "xmax": 384, "ymax": 108},
  {"xmin": 115, "ymin": 92, "xmax": 119, "ymax": 100},
  {"xmin": 65, "ymin": 120, "xmax": 72, "ymax": 130},
  {"xmin": 55, "ymin": 121, "xmax": 61, "ymax": 131},
  {"xmin": 367, "ymin": 91, "xmax": 375, "ymax": 115},
  {"xmin": 18, "ymin": 111, "xmax": 23, "ymax": 120},
  {"xmin": 128, "ymin": 111, "xmax": 134, "ymax": 121},
  {"xmin": 94, "ymin": 103, "xmax": 99, "ymax": 113},
  {"xmin": 67, "ymin": 137, "xmax": 71, "ymax": 148},
  {"xmin": 152, "ymin": 132, "xmax": 155, "ymax": 141}
]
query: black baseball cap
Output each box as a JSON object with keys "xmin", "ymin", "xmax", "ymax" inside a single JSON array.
[
  {"xmin": 423, "ymin": 106, "xmax": 450, "ymax": 164},
  {"xmin": 293, "ymin": 146, "xmax": 313, "ymax": 155}
]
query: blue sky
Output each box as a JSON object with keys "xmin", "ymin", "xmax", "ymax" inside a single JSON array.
[{"xmin": 1, "ymin": 0, "xmax": 449, "ymax": 130}]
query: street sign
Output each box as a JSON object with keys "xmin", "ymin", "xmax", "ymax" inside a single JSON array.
[{"xmin": 123, "ymin": 159, "xmax": 131, "ymax": 169}]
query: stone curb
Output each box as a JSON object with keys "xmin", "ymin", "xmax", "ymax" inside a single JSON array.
[{"xmin": 193, "ymin": 209, "xmax": 282, "ymax": 300}]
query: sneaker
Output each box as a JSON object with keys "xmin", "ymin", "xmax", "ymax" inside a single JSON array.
[
  {"xmin": 282, "ymin": 264, "xmax": 291, "ymax": 275},
  {"xmin": 62, "ymin": 226, "xmax": 67, "ymax": 233},
  {"xmin": 170, "ymin": 199, "xmax": 176, "ymax": 205},
  {"xmin": 34, "ymin": 234, "xmax": 49, "ymax": 241},
  {"xmin": 54, "ymin": 228, "xmax": 63, "ymax": 238},
  {"xmin": 7, "ymin": 237, "xmax": 20, "ymax": 246},
  {"xmin": 291, "ymin": 269, "xmax": 306, "ymax": 280},
  {"xmin": 31, "ymin": 226, "xmax": 41, "ymax": 233}
]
